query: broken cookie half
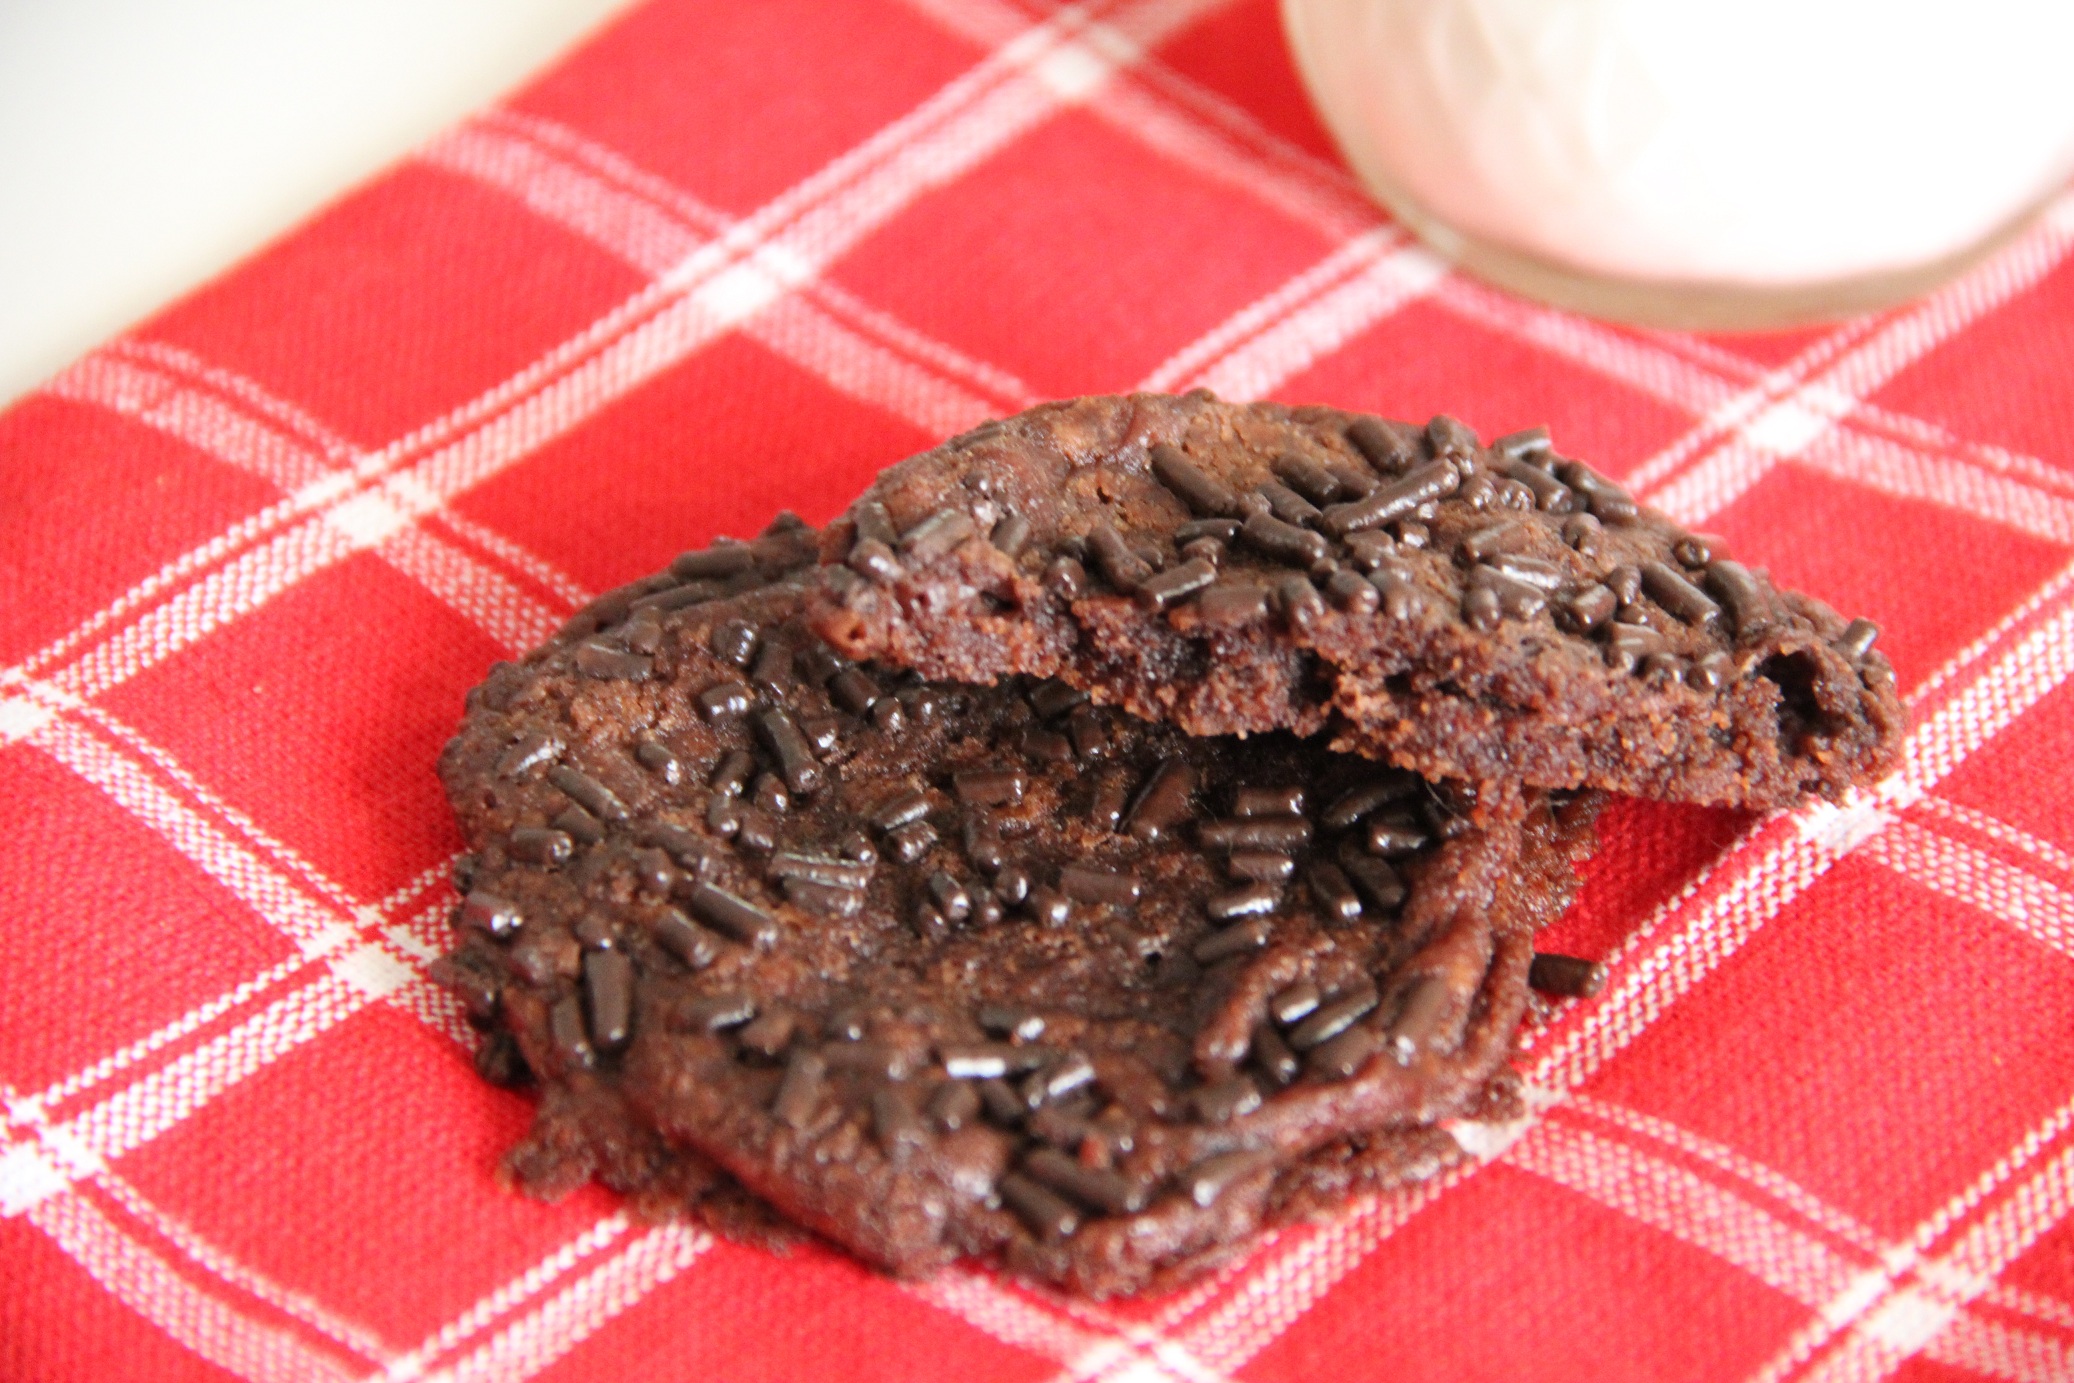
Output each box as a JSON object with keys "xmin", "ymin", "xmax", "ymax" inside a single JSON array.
[{"xmin": 808, "ymin": 392, "xmax": 1903, "ymax": 809}]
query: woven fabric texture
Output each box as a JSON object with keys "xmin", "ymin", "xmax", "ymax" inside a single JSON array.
[{"xmin": 5, "ymin": 2, "xmax": 2074, "ymax": 1379}]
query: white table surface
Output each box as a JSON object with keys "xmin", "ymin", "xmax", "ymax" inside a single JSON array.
[{"xmin": 0, "ymin": 0, "xmax": 632, "ymax": 408}]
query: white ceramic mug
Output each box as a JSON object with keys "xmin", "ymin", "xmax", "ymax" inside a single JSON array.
[{"xmin": 1281, "ymin": 0, "xmax": 2074, "ymax": 328}]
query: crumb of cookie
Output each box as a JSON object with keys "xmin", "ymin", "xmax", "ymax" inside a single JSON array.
[
  {"xmin": 806, "ymin": 392, "xmax": 1904, "ymax": 809},
  {"xmin": 436, "ymin": 528, "xmax": 1601, "ymax": 1296}
]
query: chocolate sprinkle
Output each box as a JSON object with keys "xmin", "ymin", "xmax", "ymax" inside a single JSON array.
[
  {"xmin": 1306, "ymin": 1026, "xmax": 1379, "ymax": 1081},
  {"xmin": 1240, "ymin": 512, "xmax": 1329, "ymax": 569},
  {"xmin": 871, "ymin": 791, "xmax": 931, "ymax": 832},
  {"xmin": 736, "ymin": 809, "xmax": 778, "ymax": 854},
  {"xmin": 1228, "ymin": 850, "xmax": 1294, "ymax": 883},
  {"xmin": 709, "ymin": 749, "xmax": 754, "ymax": 798},
  {"xmin": 583, "ymin": 949, "xmax": 634, "ymax": 1051},
  {"xmin": 773, "ymin": 1049, "xmax": 828, "ymax": 1129},
  {"xmin": 1251, "ymin": 1023, "xmax": 1300, "ymax": 1088},
  {"xmin": 846, "ymin": 534, "xmax": 904, "ymax": 584},
  {"xmin": 474, "ymin": 1032, "xmax": 530, "ymax": 1088},
  {"xmin": 1191, "ymin": 1076, "xmax": 1263, "ymax": 1125},
  {"xmin": 829, "ymin": 667, "xmax": 881, "ymax": 715},
  {"xmin": 1198, "ymin": 817, "xmax": 1312, "ymax": 851},
  {"xmin": 634, "ymin": 738, "xmax": 682, "ymax": 784},
  {"xmin": 1044, "ymin": 556, "xmax": 1088, "ymax": 599},
  {"xmin": 752, "ymin": 773, "xmax": 790, "ymax": 815},
  {"xmin": 750, "ymin": 640, "xmax": 794, "ymax": 697},
  {"xmin": 1022, "ymin": 1053, "xmax": 1095, "ymax": 1108},
  {"xmin": 1026, "ymin": 886, "xmax": 1071, "ymax": 927},
  {"xmin": 1837, "ymin": 617, "xmax": 1881, "ymax": 661},
  {"xmin": 1029, "ymin": 681, "xmax": 1090, "ymax": 719},
  {"xmin": 978, "ymin": 1005, "xmax": 1047, "ymax": 1042},
  {"xmin": 1058, "ymin": 865, "xmax": 1142, "ymax": 905},
  {"xmin": 547, "ymin": 765, "xmax": 628, "ymax": 822},
  {"xmin": 886, "ymin": 820, "xmax": 937, "ymax": 864},
  {"xmin": 902, "ymin": 509, "xmax": 977, "ymax": 564},
  {"xmin": 574, "ymin": 642, "xmax": 652, "ymax": 681},
  {"xmin": 1150, "ymin": 442, "xmax": 1238, "ymax": 517},
  {"xmin": 853, "ymin": 500, "xmax": 898, "ymax": 549},
  {"xmin": 1269, "ymin": 980, "xmax": 1321, "ymax": 1026},
  {"xmin": 1066, "ymin": 705, "xmax": 1108, "ymax": 759},
  {"xmin": 928, "ymin": 871, "xmax": 973, "ymax": 923},
  {"xmin": 1287, "ymin": 985, "xmax": 1378, "ymax": 1051},
  {"xmin": 654, "ymin": 909, "xmax": 720, "ymax": 970},
  {"xmin": 1704, "ymin": 560, "xmax": 1772, "ymax": 637},
  {"xmin": 738, "ymin": 1010, "xmax": 797, "ymax": 1059},
  {"xmin": 1641, "ymin": 561, "xmax": 1723, "ymax": 631},
  {"xmin": 633, "ymin": 583, "xmax": 722, "ymax": 615},
  {"xmin": 678, "ymin": 992, "xmax": 755, "ymax": 1032},
  {"xmin": 1196, "ymin": 582, "xmax": 1269, "ymax": 626},
  {"xmin": 1486, "ymin": 553, "xmax": 1565, "ymax": 592},
  {"xmin": 993, "ymin": 866, "xmax": 1032, "ymax": 908},
  {"xmin": 555, "ymin": 805, "xmax": 604, "ymax": 846},
  {"xmin": 1384, "ymin": 976, "xmax": 1451, "ymax": 1064},
  {"xmin": 710, "ymin": 620, "xmax": 758, "ymax": 667},
  {"xmin": 979, "ymin": 1077, "xmax": 1028, "ymax": 1126},
  {"xmin": 1179, "ymin": 1150, "xmax": 1275, "ymax": 1207},
  {"xmin": 549, "ymin": 995, "xmax": 596, "ymax": 1072},
  {"xmin": 1325, "ymin": 568, "xmax": 1380, "ymax": 614},
  {"xmin": 1322, "ymin": 774, "xmax": 1419, "ymax": 829},
  {"xmin": 1205, "ymin": 883, "xmax": 1279, "ymax": 922},
  {"xmin": 1138, "ymin": 557, "xmax": 1218, "ymax": 612},
  {"xmin": 1557, "ymin": 462, "xmax": 1639, "ymax": 523},
  {"xmin": 1558, "ymin": 585, "xmax": 1618, "ymax": 634},
  {"xmin": 992, "ymin": 514, "xmax": 1032, "ymax": 557},
  {"xmin": 872, "ymin": 1085, "xmax": 931, "ymax": 1158},
  {"xmin": 1088, "ymin": 523, "xmax": 1155, "ymax": 593},
  {"xmin": 1024, "ymin": 1147, "xmax": 1146, "ymax": 1215},
  {"xmin": 662, "ymin": 547, "xmax": 748, "ymax": 584},
  {"xmin": 1365, "ymin": 821, "xmax": 1429, "ymax": 857},
  {"xmin": 754, "ymin": 708, "xmax": 822, "ymax": 795},
  {"xmin": 684, "ymin": 883, "xmax": 779, "ymax": 950},
  {"xmin": 495, "ymin": 730, "xmax": 562, "ymax": 781},
  {"xmin": 1461, "ymin": 583, "xmax": 1502, "ymax": 632},
  {"xmin": 1124, "ymin": 760, "xmax": 1198, "ymax": 841},
  {"xmin": 1529, "ymin": 952, "xmax": 1608, "ymax": 999},
  {"xmin": 937, "ymin": 1049, "xmax": 1016, "ymax": 1078},
  {"xmin": 1257, "ymin": 481, "xmax": 1323, "ymax": 530},
  {"xmin": 1338, "ymin": 847, "xmax": 1406, "ymax": 914},
  {"xmin": 928, "ymin": 1080, "xmax": 981, "ymax": 1132},
  {"xmin": 508, "ymin": 827, "xmax": 572, "ymax": 868},
  {"xmin": 1192, "ymin": 917, "xmax": 1274, "ymax": 964},
  {"xmin": 1000, "ymin": 1172, "xmax": 1080, "ymax": 1242},
  {"xmin": 1320, "ymin": 461, "xmax": 1459, "ymax": 538},
  {"xmin": 1176, "ymin": 517, "xmax": 1242, "ymax": 545},
  {"xmin": 459, "ymin": 890, "xmax": 523, "ymax": 939},
  {"xmin": 770, "ymin": 852, "xmax": 873, "ymax": 891},
  {"xmin": 1274, "ymin": 451, "xmax": 1347, "ymax": 505},
  {"xmin": 696, "ymin": 680, "xmax": 754, "ymax": 725},
  {"xmin": 954, "ymin": 769, "xmax": 1027, "ymax": 807},
  {"xmin": 1460, "ymin": 521, "xmax": 1526, "ymax": 564},
  {"xmin": 1305, "ymin": 861, "xmax": 1363, "ymax": 922},
  {"xmin": 1234, "ymin": 785, "xmax": 1305, "ymax": 818}
]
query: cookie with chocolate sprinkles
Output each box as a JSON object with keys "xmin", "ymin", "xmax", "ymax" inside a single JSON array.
[
  {"xmin": 436, "ymin": 531, "xmax": 1602, "ymax": 1295},
  {"xmin": 806, "ymin": 392, "xmax": 1903, "ymax": 809}
]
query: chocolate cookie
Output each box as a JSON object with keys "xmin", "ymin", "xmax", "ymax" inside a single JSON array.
[
  {"xmin": 807, "ymin": 392, "xmax": 1903, "ymax": 808},
  {"xmin": 436, "ymin": 531, "xmax": 1601, "ymax": 1295}
]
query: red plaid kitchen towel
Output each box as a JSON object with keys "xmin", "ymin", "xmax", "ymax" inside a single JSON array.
[{"xmin": 6, "ymin": 1, "xmax": 2074, "ymax": 1378}]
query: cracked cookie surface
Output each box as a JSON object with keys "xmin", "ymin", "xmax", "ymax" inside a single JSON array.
[{"xmin": 808, "ymin": 392, "xmax": 1903, "ymax": 808}]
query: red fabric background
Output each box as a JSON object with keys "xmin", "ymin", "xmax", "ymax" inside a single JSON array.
[{"xmin": 6, "ymin": 2, "xmax": 2074, "ymax": 1379}]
